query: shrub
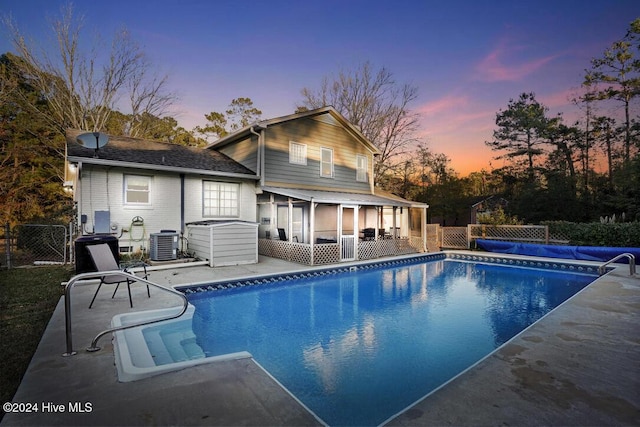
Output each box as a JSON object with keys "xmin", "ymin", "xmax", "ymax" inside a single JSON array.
[{"xmin": 544, "ymin": 221, "xmax": 640, "ymax": 247}]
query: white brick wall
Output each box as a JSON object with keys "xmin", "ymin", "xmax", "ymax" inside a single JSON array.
[{"xmin": 78, "ymin": 166, "xmax": 257, "ymax": 251}]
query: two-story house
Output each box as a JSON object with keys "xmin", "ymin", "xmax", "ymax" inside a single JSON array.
[
  {"xmin": 209, "ymin": 106, "xmax": 429, "ymax": 264},
  {"xmin": 65, "ymin": 107, "xmax": 429, "ymax": 267}
]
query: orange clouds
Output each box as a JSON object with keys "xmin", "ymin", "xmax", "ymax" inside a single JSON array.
[
  {"xmin": 417, "ymin": 95, "xmax": 469, "ymax": 116},
  {"xmin": 475, "ymin": 40, "xmax": 558, "ymax": 82}
]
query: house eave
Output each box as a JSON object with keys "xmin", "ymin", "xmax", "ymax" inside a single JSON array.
[
  {"xmin": 66, "ymin": 156, "xmax": 260, "ymax": 180},
  {"xmin": 262, "ymin": 186, "xmax": 426, "ymax": 208}
]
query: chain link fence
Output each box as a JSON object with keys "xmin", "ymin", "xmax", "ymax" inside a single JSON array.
[{"xmin": 2, "ymin": 223, "xmax": 76, "ymax": 268}]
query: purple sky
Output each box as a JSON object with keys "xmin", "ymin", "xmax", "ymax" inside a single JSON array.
[{"xmin": 2, "ymin": 0, "xmax": 638, "ymax": 175}]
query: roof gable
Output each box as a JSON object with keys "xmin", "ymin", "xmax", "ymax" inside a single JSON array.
[
  {"xmin": 65, "ymin": 129, "xmax": 257, "ymax": 178},
  {"xmin": 207, "ymin": 107, "xmax": 380, "ymax": 155}
]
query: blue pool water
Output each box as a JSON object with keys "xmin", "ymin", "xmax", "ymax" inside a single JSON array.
[{"xmin": 146, "ymin": 257, "xmax": 597, "ymax": 426}]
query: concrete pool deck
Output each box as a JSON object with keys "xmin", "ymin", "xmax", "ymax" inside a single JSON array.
[{"xmin": 2, "ymin": 253, "xmax": 639, "ymax": 426}]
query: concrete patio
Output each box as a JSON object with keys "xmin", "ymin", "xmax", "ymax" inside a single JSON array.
[{"xmin": 2, "ymin": 253, "xmax": 639, "ymax": 426}]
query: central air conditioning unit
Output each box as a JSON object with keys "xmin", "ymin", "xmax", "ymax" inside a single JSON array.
[{"xmin": 150, "ymin": 232, "xmax": 179, "ymax": 261}]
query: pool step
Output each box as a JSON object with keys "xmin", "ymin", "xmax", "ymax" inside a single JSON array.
[{"xmin": 144, "ymin": 321, "xmax": 205, "ymax": 366}]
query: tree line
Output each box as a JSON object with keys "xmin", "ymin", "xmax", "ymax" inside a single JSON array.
[
  {"xmin": 1, "ymin": 4, "xmax": 638, "ymax": 227},
  {"xmin": 390, "ymin": 19, "xmax": 640, "ymax": 225}
]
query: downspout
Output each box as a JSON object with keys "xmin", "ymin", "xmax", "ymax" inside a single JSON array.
[
  {"xmin": 77, "ymin": 162, "xmax": 83, "ymax": 235},
  {"xmin": 180, "ymin": 173, "xmax": 185, "ymax": 234},
  {"xmin": 249, "ymin": 125, "xmax": 265, "ymax": 186}
]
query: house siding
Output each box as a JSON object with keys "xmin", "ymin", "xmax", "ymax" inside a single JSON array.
[
  {"xmin": 78, "ymin": 166, "xmax": 256, "ymax": 252},
  {"xmin": 263, "ymin": 117, "xmax": 373, "ymax": 193},
  {"xmin": 79, "ymin": 167, "xmax": 181, "ymax": 252},
  {"xmin": 217, "ymin": 135, "xmax": 258, "ymax": 173}
]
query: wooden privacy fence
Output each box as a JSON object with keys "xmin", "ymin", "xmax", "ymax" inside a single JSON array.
[{"xmin": 431, "ymin": 224, "xmax": 571, "ymax": 250}]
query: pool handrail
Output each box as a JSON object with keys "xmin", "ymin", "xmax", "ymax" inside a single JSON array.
[
  {"xmin": 63, "ymin": 270, "xmax": 189, "ymax": 356},
  {"xmin": 598, "ymin": 253, "xmax": 636, "ymax": 276}
]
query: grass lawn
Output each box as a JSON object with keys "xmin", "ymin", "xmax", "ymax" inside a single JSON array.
[{"xmin": 0, "ymin": 265, "xmax": 73, "ymax": 419}]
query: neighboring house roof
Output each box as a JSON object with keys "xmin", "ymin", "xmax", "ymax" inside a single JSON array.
[
  {"xmin": 471, "ymin": 195, "xmax": 508, "ymax": 209},
  {"xmin": 263, "ymin": 186, "xmax": 428, "ymax": 208},
  {"xmin": 65, "ymin": 129, "xmax": 258, "ymax": 179},
  {"xmin": 206, "ymin": 106, "xmax": 381, "ymax": 155}
]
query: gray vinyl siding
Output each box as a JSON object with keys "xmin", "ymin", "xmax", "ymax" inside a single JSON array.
[
  {"xmin": 263, "ymin": 117, "xmax": 373, "ymax": 192},
  {"xmin": 217, "ymin": 135, "xmax": 258, "ymax": 173}
]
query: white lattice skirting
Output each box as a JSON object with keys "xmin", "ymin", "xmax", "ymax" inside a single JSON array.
[{"xmin": 258, "ymin": 238, "xmax": 424, "ymax": 265}]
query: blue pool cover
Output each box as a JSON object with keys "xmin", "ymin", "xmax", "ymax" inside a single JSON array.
[{"xmin": 476, "ymin": 239, "xmax": 640, "ymax": 263}]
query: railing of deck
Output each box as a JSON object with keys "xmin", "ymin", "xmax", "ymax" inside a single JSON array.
[{"xmin": 258, "ymin": 236, "xmax": 424, "ymax": 265}]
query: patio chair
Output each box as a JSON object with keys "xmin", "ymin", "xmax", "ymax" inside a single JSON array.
[
  {"xmin": 363, "ymin": 228, "xmax": 376, "ymax": 240},
  {"xmin": 277, "ymin": 228, "xmax": 298, "ymax": 242},
  {"xmin": 86, "ymin": 243, "xmax": 150, "ymax": 309}
]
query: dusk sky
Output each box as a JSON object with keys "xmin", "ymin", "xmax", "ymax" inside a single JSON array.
[{"xmin": 1, "ymin": 0, "xmax": 638, "ymax": 175}]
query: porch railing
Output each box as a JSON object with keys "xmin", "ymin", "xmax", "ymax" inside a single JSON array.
[{"xmin": 259, "ymin": 236, "xmax": 423, "ymax": 266}]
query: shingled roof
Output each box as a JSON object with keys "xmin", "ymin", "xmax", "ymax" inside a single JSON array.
[{"xmin": 65, "ymin": 129, "xmax": 257, "ymax": 178}]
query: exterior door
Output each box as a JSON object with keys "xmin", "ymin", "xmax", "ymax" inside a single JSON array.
[{"xmin": 340, "ymin": 205, "xmax": 358, "ymax": 261}]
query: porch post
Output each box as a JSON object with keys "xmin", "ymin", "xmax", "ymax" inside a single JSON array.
[
  {"xmin": 310, "ymin": 199, "xmax": 315, "ymax": 265},
  {"xmin": 270, "ymin": 193, "xmax": 276, "ymax": 238},
  {"xmin": 354, "ymin": 206, "xmax": 359, "ymax": 260},
  {"xmin": 421, "ymin": 207, "xmax": 427, "ymax": 252},
  {"xmin": 337, "ymin": 204, "xmax": 342, "ymax": 245},
  {"xmin": 288, "ymin": 198, "xmax": 293, "ymax": 242},
  {"xmin": 392, "ymin": 206, "xmax": 398, "ymax": 238}
]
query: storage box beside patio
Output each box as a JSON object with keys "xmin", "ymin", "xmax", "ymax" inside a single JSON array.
[{"xmin": 186, "ymin": 221, "xmax": 259, "ymax": 267}]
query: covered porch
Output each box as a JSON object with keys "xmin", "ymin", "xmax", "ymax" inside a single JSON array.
[{"xmin": 256, "ymin": 187, "xmax": 428, "ymax": 265}]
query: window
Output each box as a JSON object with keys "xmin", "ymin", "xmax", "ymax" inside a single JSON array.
[
  {"xmin": 203, "ymin": 181, "xmax": 239, "ymax": 217},
  {"xmin": 356, "ymin": 154, "xmax": 368, "ymax": 182},
  {"xmin": 124, "ymin": 175, "xmax": 151, "ymax": 205},
  {"xmin": 320, "ymin": 147, "xmax": 333, "ymax": 178},
  {"xmin": 289, "ymin": 141, "xmax": 307, "ymax": 165}
]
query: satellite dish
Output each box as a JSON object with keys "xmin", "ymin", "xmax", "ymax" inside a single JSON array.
[{"xmin": 76, "ymin": 132, "xmax": 109, "ymax": 150}]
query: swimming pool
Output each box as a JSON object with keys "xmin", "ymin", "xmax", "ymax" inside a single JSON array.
[{"xmin": 113, "ymin": 253, "xmax": 601, "ymax": 426}]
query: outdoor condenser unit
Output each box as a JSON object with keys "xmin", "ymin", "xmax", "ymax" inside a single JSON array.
[{"xmin": 149, "ymin": 232, "xmax": 179, "ymax": 261}]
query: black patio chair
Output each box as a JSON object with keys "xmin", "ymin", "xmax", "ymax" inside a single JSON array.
[
  {"xmin": 86, "ymin": 243, "xmax": 149, "ymax": 309},
  {"xmin": 363, "ymin": 228, "xmax": 376, "ymax": 240},
  {"xmin": 277, "ymin": 228, "xmax": 298, "ymax": 242}
]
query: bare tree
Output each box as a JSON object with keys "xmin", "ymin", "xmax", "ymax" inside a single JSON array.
[
  {"xmin": 298, "ymin": 62, "xmax": 420, "ymax": 182},
  {"xmin": 2, "ymin": 3, "xmax": 176, "ymax": 136}
]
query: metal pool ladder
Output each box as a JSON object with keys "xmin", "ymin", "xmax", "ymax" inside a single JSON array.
[
  {"xmin": 598, "ymin": 253, "xmax": 636, "ymax": 276},
  {"xmin": 62, "ymin": 270, "xmax": 189, "ymax": 356}
]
